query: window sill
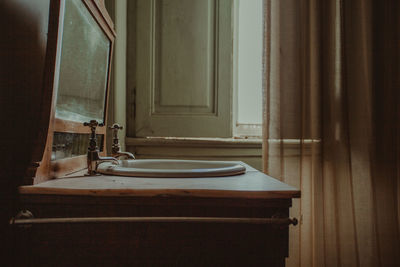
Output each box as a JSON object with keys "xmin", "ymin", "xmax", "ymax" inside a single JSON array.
[
  {"xmin": 126, "ymin": 137, "xmax": 320, "ymax": 150},
  {"xmin": 126, "ymin": 137, "xmax": 263, "ymax": 149}
]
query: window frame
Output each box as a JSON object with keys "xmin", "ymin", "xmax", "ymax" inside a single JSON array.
[{"xmin": 126, "ymin": 0, "xmax": 264, "ymax": 140}]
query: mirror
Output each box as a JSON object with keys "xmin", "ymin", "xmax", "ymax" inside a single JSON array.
[
  {"xmin": 55, "ymin": 0, "xmax": 111, "ymax": 123},
  {"xmin": 30, "ymin": 0, "xmax": 115, "ymax": 183}
]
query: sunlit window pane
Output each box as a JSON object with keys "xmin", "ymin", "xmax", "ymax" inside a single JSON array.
[{"xmin": 237, "ymin": 0, "xmax": 263, "ymax": 125}]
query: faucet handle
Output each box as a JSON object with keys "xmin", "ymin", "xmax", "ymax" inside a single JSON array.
[
  {"xmin": 109, "ymin": 123, "xmax": 123, "ymax": 130},
  {"xmin": 83, "ymin": 120, "xmax": 104, "ymax": 151},
  {"xmin": 108, "ymin": 123, "xmax": 123, "ymax": 139},
  {"xmin": 83, "ymin": 120, "xmax": 104, "ymax": 132}
]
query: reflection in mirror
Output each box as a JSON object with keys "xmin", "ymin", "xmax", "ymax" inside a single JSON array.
[
  {"xmin": 55, "ymin": 0, "xmax": 110, "ymax": 123},
  {"xmin": 52, "ymin": 132, "xmax": 104, "ymax": 160}
]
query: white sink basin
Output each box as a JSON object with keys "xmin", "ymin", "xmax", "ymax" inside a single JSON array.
[{"xmin": 97, "ymin": 159, "xmax": 246, "ymax": 178}]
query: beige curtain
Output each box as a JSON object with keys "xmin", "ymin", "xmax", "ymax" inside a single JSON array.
[{"xmin": 263, "ymin": 0, "xmax": 400, "ymax": 266}]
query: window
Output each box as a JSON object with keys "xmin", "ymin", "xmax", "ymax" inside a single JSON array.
[
  {"xmin": 129, "ymin": 0, "xmax": 263, "ymax": 138},
  {"xmin": 234, "ymin": 0, "xmax": 263, "ymax": 137}
]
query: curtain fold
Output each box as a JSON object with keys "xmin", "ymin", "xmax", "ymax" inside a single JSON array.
[{"xmin": 263, "ymin": 0, "xmax": 400, "ymax": 266}]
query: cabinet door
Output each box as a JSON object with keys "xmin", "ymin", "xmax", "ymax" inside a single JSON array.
[
  {"xmin": 133, "ymin": 0, "xmax": 233, "ymax": 137},
  {"xmin": 12, "ymin": 217, "xmax": 287, "ymax": 266}
]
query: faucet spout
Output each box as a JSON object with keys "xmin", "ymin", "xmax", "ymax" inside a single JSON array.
[
  {"xmin": 87, "ymin": 151, "xmax": 119, "ymax": 175},
  {"xmin": 96, "ymin": 156, "xmax": 119, "ymax": 168},
  {"xmin": 114, "ymin": 151, "xmax": 135, "ymax": 160}
]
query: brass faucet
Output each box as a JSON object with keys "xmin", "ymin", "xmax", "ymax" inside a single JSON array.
[
  {"xmin": 83, "ymin": 120, "xmax": 119, "ymax": 175},
  {"xmin": 109, "ymin": 123, "xmax": 135, "ymax": 159}
]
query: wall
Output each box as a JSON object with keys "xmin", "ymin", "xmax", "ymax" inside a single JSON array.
[
  {"xmin": 104, "ymin": 0, "xmax": 128, "ymax": 151},
  {"xmin": 0, "ymin": 0, "xmax": 50, "ymax": 258}
]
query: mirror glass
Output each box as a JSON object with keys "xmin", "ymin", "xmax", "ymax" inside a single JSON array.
[
  {"xmin": 52, "ymin": 132, "xmax": 104, "ymax": 160},
  {"xmin": 55, "ymin": 0, "xmax": 110, "ymax": 123}
]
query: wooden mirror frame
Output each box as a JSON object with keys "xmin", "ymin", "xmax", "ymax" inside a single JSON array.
[{"xmin": 29, "ymin": 0, "xmax": 115, "ymax": 185}]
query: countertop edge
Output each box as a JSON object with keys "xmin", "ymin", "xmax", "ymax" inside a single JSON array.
[{"xmin": 19, "ymin": 187, "xmax": 301, "ymax": 199}]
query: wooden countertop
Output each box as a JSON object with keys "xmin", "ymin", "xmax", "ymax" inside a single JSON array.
[{"xmin": 19, "ymin": 163, "xmax": 300, "ymax": 200}]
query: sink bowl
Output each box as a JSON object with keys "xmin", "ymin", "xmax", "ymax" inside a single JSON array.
[{"xmin": 97, "ymin": 159, "xmax": 246, "ymax": 178}]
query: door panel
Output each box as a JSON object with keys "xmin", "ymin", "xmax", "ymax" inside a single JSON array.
[
  {"xmin": 12, "ymin": 217, "xmax": 288, "ymax": 266},
  {"xmin": 134, "ymin": 0, "xmax": 233, "ymax": 137},
  {"xmin": 154, "ymin": 0, "xmax": 216, "ymax": 114}
]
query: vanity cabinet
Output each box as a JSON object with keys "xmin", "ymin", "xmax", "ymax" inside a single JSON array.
[{"xmin": 14, "ymin": 164, "xmax": 300, "ymax": 266}]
